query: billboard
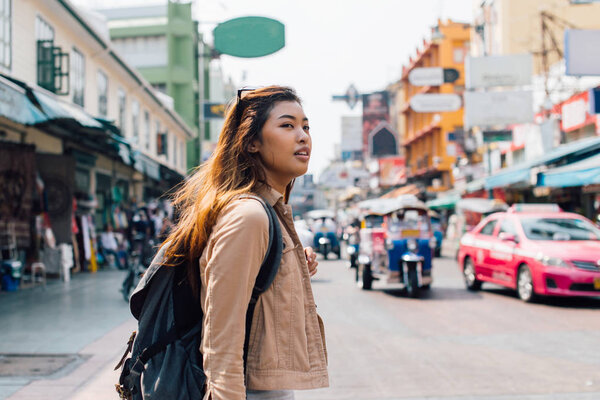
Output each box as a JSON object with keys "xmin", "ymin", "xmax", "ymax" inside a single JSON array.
[
  {"xmin": 464, "ymin": 91, "xmax": 534, "ymax": 128},
  {"xmin": 466, "ymin": 54, "xmax": 532, "ymax": 88},
  {"xmin": 378, "ymin": 156, "xmax": 406, "ymax": 187},
  {"xmin": 362, "ymin": 91, "xmax": 389, "ymax": 158},
  {"xmin": 340, "ymin": 116, "xmax": 362, "ymax": 161},
  {"xmin": 565, "ymin": 29, "xmax": 600, "ymax": 76}
]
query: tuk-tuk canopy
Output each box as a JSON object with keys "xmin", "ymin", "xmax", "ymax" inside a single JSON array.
[
  {"xmin": 305, "ymin": 209, "xmax": 336, "ymax": 220},
  {"xmin": 358, "ymin": 195, "xmax": 427, "ymax": 216}
]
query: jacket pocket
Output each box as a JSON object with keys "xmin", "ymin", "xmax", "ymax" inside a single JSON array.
[{"xmin": 317, "ymin": 313, "xmax": 328, "ymax": 365}]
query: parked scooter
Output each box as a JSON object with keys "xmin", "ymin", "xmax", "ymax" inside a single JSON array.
[{"xmin": 121, "ymin": 234, "xmax": 155, "ymax": 302}]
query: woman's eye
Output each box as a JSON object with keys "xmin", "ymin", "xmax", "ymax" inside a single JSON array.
[
  {"xmin": 303, "ymin": 125, "xmax": 310, "ymax": 132},
  {"xmin": 281, "ymin": 123, "xmax": 293, "ymax": 128}
]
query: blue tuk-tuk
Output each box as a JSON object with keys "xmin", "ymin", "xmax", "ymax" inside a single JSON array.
[
  {"xmin": 383, "ymin": 196, "xmax": 435, "ymax": 297},
  {"xmin": 305, "ymin": 209, "xmax": 341, "ymax": 260}
]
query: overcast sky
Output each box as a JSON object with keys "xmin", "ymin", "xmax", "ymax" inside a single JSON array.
[{"xmin": 74, "ymin": 0, "xmax": 474, "ymax": 177}]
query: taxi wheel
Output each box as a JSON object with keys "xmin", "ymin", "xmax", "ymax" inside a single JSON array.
[
  {"xmin": 463, "ymin": 257, "xmax": 482, "ymax": 291},
  {"xmin": 517, "ymin": 265, "xmax": 536, "ymax": 303}
]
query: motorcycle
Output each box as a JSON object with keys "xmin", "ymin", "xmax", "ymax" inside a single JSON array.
[{"xmin": 121, "ymin": 234, "xmax": 155, "ymax": 302}]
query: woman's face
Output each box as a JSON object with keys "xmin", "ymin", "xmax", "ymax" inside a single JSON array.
[{"xmin": 251, "ymin": 101, "xmax": 311, "ymax": 191}]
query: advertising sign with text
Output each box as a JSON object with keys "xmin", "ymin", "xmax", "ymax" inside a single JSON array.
[
  {"xmin": 464, "ymin": 91, "xmax": 534, "ymax": 128},
  {"xmin": 466, "ymin": 54, "xmax": 532, "ymax": 88}
]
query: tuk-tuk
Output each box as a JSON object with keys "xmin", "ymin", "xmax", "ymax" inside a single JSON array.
[
  {"xmin": 384, "ymin": 198, "xmax": 435, "ymax": 297},
  {"xmin": 356, "ymin": 211, "xmax": 387, "ymax": 288},
  {"xmin": 429, "ymin": 210, "xmax": 444, "ymax": 258},
  {"xmin": 305, "ymin": 209, "xmax": 341, "ymax": 260}
]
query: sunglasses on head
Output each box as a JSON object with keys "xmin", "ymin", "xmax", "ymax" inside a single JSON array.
[{"xmin": 237, "ymin": 87, "xmax": 259, "ymax": 103}]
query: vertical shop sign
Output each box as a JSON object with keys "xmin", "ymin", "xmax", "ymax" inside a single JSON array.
[{"xmin": 362, "ymin": 91, "xmax": 389, "ymax": 158}]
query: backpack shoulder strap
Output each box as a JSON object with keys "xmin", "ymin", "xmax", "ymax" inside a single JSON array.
[
  {"xmin": 239, "ymin": 194, "xmax": 283, "ymax": 372},
  {"xmin": 237, "ymin": 194, "xmax": 283, "ymax": 295}
]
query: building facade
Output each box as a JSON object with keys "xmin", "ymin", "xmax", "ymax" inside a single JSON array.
[
  {"xmin": 400, "ymin": 19, "xmax": 470, "ymax": 195},
  {"xmin": 99, "ymin": 1, "xmax": 203, "ymax": 170},
  {"xmin": 0, "ymin": 0, "xmax": 194, "ymax": 276}
]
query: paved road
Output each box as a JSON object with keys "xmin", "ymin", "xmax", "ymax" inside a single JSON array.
[
  {"xmin": 298, "ymin": 251, "xmax": 600, "ymax": 400},
  {"xmin": 2, "ymin": 251, "xmax": 600, "ymax": 399}
]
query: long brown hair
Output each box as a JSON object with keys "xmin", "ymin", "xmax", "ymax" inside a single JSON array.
[{"xmin": 163, "ymin": 86, "xmax": 301, "ymax": 294}]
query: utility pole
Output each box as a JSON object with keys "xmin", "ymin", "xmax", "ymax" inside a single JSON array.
[{"xmin": 537, "ymin": 11, "xmax": 578, "ymax": 116}]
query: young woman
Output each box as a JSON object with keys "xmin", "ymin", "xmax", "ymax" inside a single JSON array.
[{"xmin": 163, "ymin": 86, "xmax": 329, "ymax": 400}]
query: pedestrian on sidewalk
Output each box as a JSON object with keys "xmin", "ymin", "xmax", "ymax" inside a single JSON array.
[{"xmin": 162, "ymin": 86, "xmax": 329, "ymax": 400}]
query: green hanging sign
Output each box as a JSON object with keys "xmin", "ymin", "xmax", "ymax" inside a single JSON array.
[{"xmin": 213, "ymin": 16, "xmax": 285, "ymax": 58}]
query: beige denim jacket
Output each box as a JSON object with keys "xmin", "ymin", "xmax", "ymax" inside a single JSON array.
[{"xmin": 199, "ymin": 186, "xmax": 329, "ymax": 400}]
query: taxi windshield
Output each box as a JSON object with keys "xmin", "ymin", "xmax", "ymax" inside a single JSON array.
[{"xmin": 521, "ymin": 217, "xmax": 600, "ymax": 241}]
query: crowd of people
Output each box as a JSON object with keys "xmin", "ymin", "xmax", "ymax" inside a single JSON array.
[{"xmin": 97, "ymin": 201, "xmax": 174, "ymax": 271}]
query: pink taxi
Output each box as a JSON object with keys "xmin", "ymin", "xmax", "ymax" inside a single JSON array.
[{"xmin": 458, "ymin": 204, "xmax": 600, "ymax": 302}]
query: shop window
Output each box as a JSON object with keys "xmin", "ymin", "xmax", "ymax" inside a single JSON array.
[
  {"xmin": 74, "ymin": 167, "xmax": 90, "ymax": 195},
  {"xmin": 131, "ymin": 99, "xmax": 139, "ymax": 144},
  {"xmin": 71, "ymin": 47, "xmax": 84, "ymax": 106},
  {"xmin": 144, "ymin": 111, "xmax": 150, "ymax": 150},
  {"xmin": 117, "ymin": 88, "xmax": 126, "ymax": 133},
  {"xmin": 0, "ymin": 0, "xmax": 12, "ymax": 70},
  {"xmin": 157, "ymin": 128, "xmax": 168, "ymax": 156},
  {"xmin": 97, "ymin": 70, "xmax": 108, "ymax": 118},
  {"xmin": 453, "ymin": 46, "xmax": 466, "ymax": 64},
  {"xmin": 180, "ymin": 140, "xmax": 185, "ymax": 169},
  {"xmin": 171, "ymin": 134, "xmax": 176, "ymax": 165},
  {"xmin": 36, "ymin": 16, "xmax": 69, "ymax": 94}
]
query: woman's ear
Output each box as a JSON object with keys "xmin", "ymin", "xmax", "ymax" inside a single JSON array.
[{"xmin": 248, "ymin": 139, "xmax": 261, "ymax": 153}]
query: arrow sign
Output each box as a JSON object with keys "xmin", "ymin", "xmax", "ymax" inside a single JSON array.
[
  {"xmin": 409, "ymin": 93, "xmax": 462, "ymax": 113},
  {"xmin": 408, "ymin": 67, "xmax": 460, "ymax": 86},
  {"xmin": 332, "ymin": 84, "xmax": 361, "ymax": 109}
]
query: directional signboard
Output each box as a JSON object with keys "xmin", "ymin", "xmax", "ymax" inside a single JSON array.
[
  {"xmin": 408, "ymin": 67, "xmax": 460, "ymax": 86},
  {"xmin": 464, "ymin": 91, "xmax": 534, "ymax": 128},
  {"xmin": 409, "ymin": 93, "xmax": 462, "ymax": 113},
  {"xmin": 204, "ymin": 102, "xmax": 226, "ymax": 119},
  {"xmin": 332, "ymin": 84, "xmax": 360, "ymax": 109},
  {"xmin": 213, "ymin": 17, "xmax": 285, "ymax": 58},
  {"xmin": 466, "ymin": 54, "xmax": 532, "ymax": 88}
]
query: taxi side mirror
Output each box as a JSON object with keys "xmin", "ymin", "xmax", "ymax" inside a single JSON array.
[{"xmin": 499, "ymin": 232, "xmax": 519, "ymax": 243}]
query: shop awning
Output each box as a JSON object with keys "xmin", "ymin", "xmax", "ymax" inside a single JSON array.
[
  {"xmin": 426, "ymin": 194, "xmax": 461, "ymax": 210},
  {"xmin": 31, "ymin": 88, "xmax": 104, "ymax": 129},
  {"xmin": 380, "ymin": 184, "xmax": 420, "ymax": 198},
  {"xmin": 539, "ymin": 153, "xmax": 600, "ymax": 187},
  {"xmin": 0, "ymin": 76, "xmax": 48, "ymax": 125},
  {"xmin": 133, "ymin": 152, "xmax": 161, "ymax": 181},
  {"xmin": 485, "ymin": 136, "xmax": 600, "ymax": 189},
  {"xmin": 465, "ymin": 177, "xmax": 486, "ymax": 194}
]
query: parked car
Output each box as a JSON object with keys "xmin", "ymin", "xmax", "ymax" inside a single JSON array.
[{"xmin": 458, "ymin": 203, "xmax": 600, "ymax": 302}]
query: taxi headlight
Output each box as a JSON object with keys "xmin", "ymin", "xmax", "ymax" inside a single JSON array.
[
  {"xmin": 536, "ymin": 253, "xmax": 570, "ymax": 268},
  {"xmin": 407, "ymin": 239, "xmax": 418, "ymax": 252}
]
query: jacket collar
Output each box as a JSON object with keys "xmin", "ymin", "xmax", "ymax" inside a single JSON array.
[{"xmin": 256, "ymin": 184, "xmax": 284, "ymax": 208}]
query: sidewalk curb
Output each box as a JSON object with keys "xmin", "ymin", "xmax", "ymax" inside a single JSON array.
[{"xmin": 7, "ymin": 318, "xmax": 136, "ymax": 400}]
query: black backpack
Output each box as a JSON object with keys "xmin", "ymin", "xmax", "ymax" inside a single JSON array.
[{"xmin": 115, "ymin": 196, "xmax": 283, "ymax": 400}]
